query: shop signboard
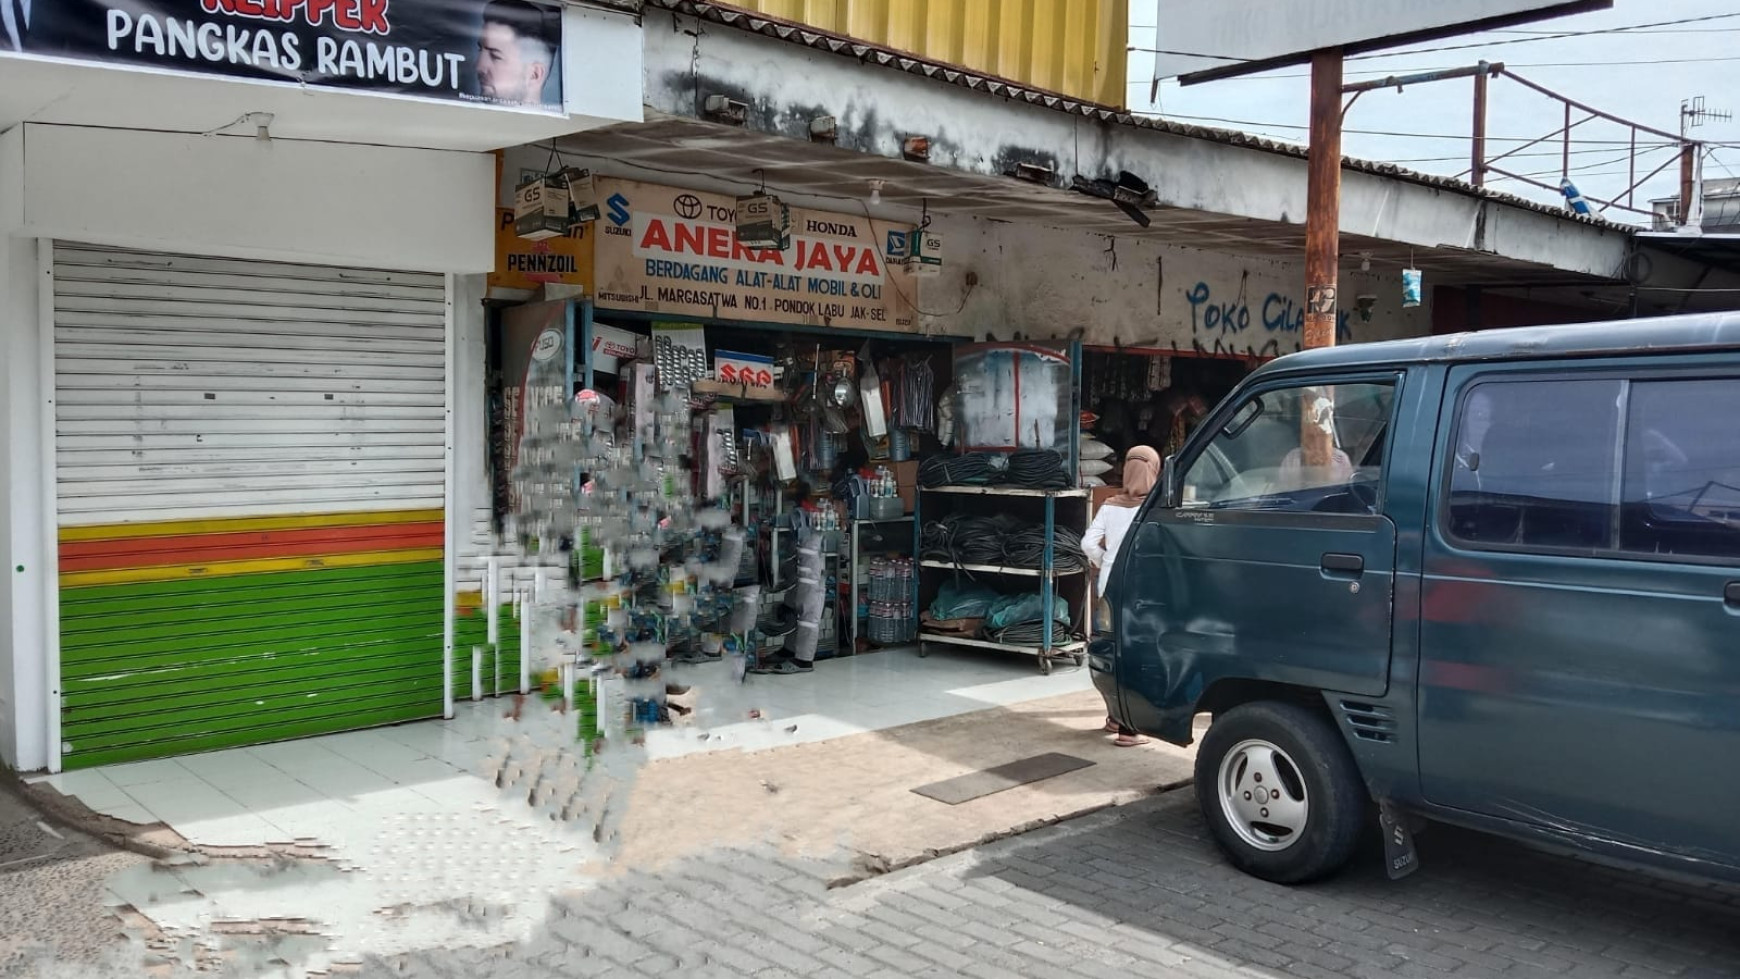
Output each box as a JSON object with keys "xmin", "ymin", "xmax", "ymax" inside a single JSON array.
[
  {"xmin": 3, "ymin": 0, "xmax": 567, "ymax": 113},
  {"xmin": 490, "ymin": 208, "xmax": 595, "ymax": 292},
  {"xmin": 714, "ymin": 350, "xmax": 776, "ymax": 392},
  {"xmin": 592, "ymin": 178, "xmax": 921, "ymax": 333}
]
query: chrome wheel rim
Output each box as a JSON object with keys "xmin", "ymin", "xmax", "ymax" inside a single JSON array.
[{"xmin": 1216, "ymin": 738, "xmax": 1310, "ymax": 852}]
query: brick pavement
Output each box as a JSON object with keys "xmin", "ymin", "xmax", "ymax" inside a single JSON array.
[{"xmin": 344, "ymin": 789, "xmax": 1740, "ymax": 979}]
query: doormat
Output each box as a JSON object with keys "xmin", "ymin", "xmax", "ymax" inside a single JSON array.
[{"xmin": 911, "ymin": 753, "xmax": 1095, "ymax": 806}]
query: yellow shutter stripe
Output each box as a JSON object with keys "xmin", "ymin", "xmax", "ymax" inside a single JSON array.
[
  {"xmin": 58, "ymin": 509, "xmax": 446, "ymax": 543},
  {"xmin": 60, "ymin": 547, "xmax": 445, "ymax": 588}
]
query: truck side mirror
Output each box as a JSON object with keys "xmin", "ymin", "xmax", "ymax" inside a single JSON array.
[{"xmin": 1162, "ymin": 453, "xmax": 1180, "ymax": 508}]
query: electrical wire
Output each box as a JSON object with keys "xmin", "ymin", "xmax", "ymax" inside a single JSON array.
[
  {"xmin": 1133, "ymin": 112, "xmax": 1688, "ymax": 145},
  {"xmin": 1349, "ymin": 12, "xmax": 1740, "ymax": 60},
  {"xmin": 1131, "ymin": 12, "xmax": 1740, "ymax": 60}
]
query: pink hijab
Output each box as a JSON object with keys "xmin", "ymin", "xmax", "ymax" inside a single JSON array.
[{"xmin": 1105, "ymin": 446, "xmax": 1161, "ymax": 508}]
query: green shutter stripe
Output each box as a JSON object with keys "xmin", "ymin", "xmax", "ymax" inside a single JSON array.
[
  {"xmin": 454, "ymin": 604, "xmax": 524, "ymax": 698},
  {"xmin": 59, "ymin": 561, "xmax": 444, "ymax": 769}
]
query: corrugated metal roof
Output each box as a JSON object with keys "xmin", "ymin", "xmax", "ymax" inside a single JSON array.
[{"xmin": 639, "ymin": 0, "xmax": 1635, "ymax": 232}]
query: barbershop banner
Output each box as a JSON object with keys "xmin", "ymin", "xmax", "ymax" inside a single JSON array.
[
  {"xmin": 1, "ymin": 0, "xmax": 566, "ymax": 112},
  {"xmin": 592, "ymin": 178, "xmax": 922, "ymax": 333}
]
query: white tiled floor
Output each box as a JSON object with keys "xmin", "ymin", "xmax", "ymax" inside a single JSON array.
[
  {"xmin": 646, "ymin": 644, "xmax": 1090, "ymax": 759},
  {"xmin": 24, "ymin": 645, "xmax": 1089, "ymax": 972}
]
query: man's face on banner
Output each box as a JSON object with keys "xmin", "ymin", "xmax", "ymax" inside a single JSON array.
[{"xmin": 477, "ymin": 21, "xmax": 549, "ymax": 104}]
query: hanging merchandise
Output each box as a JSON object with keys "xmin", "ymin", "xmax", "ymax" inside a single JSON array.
[
  {"xmin": 768, "ymin": 423, "xmax": 799, "ymax": 482},
  {"xmin": 735, "ymin": 191, "xmax": 792, "ymax": 250},
  {"xmin": 906, "ymin": 227, "xmax": 944, "ymax": 276},
  {"xmin": 905, "ymin": 356, "xmax": 936, "ymax": 433},
  {"xmin": 515, "ymin": 166, "xmax": 600, "ymax": 241},
  {"xmin": 1402, "ymin": 268, "xmax": 1424, "ymax": 309},
  {"xmin": 652, "ymin": 322, "xmax": 709, "ymax": 389},
  {"xmin": 515, "ymin": 171, "xmax": 572, "ymax": 241},
  {"xmin": 858, "ymin": 343, "xmax": 889, "ymax": 440},
  {"xmin": 936, "ymin": 384, "xmax": 957, "ymax": 447},
  {"xmin": 1147, "ymin": 355, "xmax": 1171, "ymax": 393}
]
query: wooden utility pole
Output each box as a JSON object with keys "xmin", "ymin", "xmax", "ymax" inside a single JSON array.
[
  {"xmin": 1301, "ymin": 49, "xmax": 1343, "ymax": 469},
  {"xmin": 1304, "ymin": 49, "xmax": 1344, "ymax": 353}
]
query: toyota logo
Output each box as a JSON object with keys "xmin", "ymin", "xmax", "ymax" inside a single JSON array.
[{"xmin": 674, "ymin": 195, "xmax": 703, "ymax": 219}]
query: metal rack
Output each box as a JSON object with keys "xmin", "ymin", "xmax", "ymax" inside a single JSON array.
[
  {"xmin": 915, "ymin": 485, "xmax": 1090, "ymax": 675},
  {"xmin": 847, "ymin": 515, "xmax": 918, "ymax": 651}
]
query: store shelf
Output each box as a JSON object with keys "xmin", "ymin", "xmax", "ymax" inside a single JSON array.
[
  {"xmin": 919, "ymin": 632, "xmax": 1087, "ymax": 655},
  {"xmin": 921, "ymin": 485, "xmax": 1090, "ymax": 499},
  {"xmin": 855, "ymin": 516, "xmax": 913, "ymax": 524},
  {"xmin": 919, "ymin": 559, "xmax": 1084, "ymax": 578}
]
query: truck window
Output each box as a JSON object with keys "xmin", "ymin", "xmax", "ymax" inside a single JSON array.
[
  {"xmin": 1446, "ymin": 378, "xmax": 1622, "ymax": 551},
  {"xmin": 1621, "ymin": 378, "xmax": 1740, "ymax": 561},
  {"xmin": 1180, "ymin": 381, "xmax": 1395, "ymax": 515}
]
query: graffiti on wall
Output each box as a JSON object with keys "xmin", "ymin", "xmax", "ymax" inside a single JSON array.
[{"xmin": 1185, "ymin": 279, "xmax": 1353, "ymax": 348}]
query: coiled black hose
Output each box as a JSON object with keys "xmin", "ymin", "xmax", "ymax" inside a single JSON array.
[
  {"xmin": 1002, "ymin": 524, "xmax": 1087, "ymax": 573},
  {"xmin": 1003, "ymin": 450, "xmax": 1072, "ymax": 489},
  {"xmin": 919, "ymin": 453, "xmax": 998, "ymax": 487},
  {"xmin": 922, "ymin": 514, "xmax": 1084, "ymax": 573},
  {"xmin": 989, "ymin": 620, "xmax": 1081, "ymax": 646}
]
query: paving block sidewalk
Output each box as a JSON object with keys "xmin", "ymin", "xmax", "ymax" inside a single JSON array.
[
  {"xmin": 399, "ymin": 790, "xmax": 1740, "ymax": 979},
  {"xmin": 610, "ymin": 688, "xmax": 1197, "ymax": 881}
]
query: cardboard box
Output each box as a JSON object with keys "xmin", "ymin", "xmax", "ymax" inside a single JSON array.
[
  {"xmin": 563, "ymin": 168, "xmax": 601, "ymax": 225},
  {"xmin": 735, "ymin": 192, "xmax": 791, "ymax": 250},
  {"xmin": 892, "ymin": 460, "xmax": 919, "ymax": 513},
  {"xmin": 515, "ymin": 173, "xmax": 570, "ymax": 241}
]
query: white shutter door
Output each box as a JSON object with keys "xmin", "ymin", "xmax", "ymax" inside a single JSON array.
[{"xmin": 53, "ymin": 244, "xmax": 450, "ymax": 769}]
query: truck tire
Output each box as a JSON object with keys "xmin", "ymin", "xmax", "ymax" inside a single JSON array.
[{"xmin": 1194, "ymin": 701, "xmax": 1368, "ymax": 884}]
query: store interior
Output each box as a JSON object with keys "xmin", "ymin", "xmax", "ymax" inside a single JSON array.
[{"xmin": 485, "ymin": 301, "xmax": 1258, "ymax": 743}]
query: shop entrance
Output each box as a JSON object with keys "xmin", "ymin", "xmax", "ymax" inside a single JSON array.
[{"xmin": 52, "ymin": 244, "xmax": 449, "ymax": 769}]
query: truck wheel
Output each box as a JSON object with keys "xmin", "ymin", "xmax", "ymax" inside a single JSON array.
[{"xmin": 1194, "ymin": 701, "xmax": 1368, "ymax": 884}]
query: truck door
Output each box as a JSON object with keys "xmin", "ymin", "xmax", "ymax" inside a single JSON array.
[{"xmin": 1115, "ymin": 375, "xmax": 1402, "ymax": 735}]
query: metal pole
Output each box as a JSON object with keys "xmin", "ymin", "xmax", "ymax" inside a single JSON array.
[
  {"xmin": 1471, "ymin": 71, "xmax": 1489, "ymax": 188},
  {"xmin": 1562, "ymin": 102, "xmax": 1572, "ymax": 179},
  {"xmin": 1681, "ymin": 144, "xmax": 1696, "ymax": 228},
  {"xmin": 1305, "ymin": 48, "xmax": 1344, "ymax": 353},
  {"xmin": 1627, "ymin": 128, "xmax": 1637, "ymax": 211}
]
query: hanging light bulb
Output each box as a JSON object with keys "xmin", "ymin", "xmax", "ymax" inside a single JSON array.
[{"xmin": 868, "ymin": 179, "xmax": 884, "ymax": 206}]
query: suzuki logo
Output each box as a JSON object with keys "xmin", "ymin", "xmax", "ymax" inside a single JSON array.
[{"xmin": 606, "ymin": 193, "xmax": 631, "ymax": 227}]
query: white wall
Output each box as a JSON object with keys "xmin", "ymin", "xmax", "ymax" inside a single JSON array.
[
  {"xmin": 1, "ymin": 124, "xmax": 499, "ymax": 771},
  {"xmin": 562, "ymin": 5, "xmax": 645, "ymax": 128},
  {"xmin": 15, "ymin": 124, "xmax": 497, "ymax": 273},
  {"xmin": 920, "ymin": 213, "xmax": 1432, "ymax": 353},
  {"xmin": 452, "ymin": 274, "xmax": 490, "ymax": 535},
  {"xmin": 0, "ymin": 125, "xmax": 47, "ymax": 771}
]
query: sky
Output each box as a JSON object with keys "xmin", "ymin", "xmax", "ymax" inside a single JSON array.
[{"xmin": 1126, "ymin": 0, "xmax": 1740, "ymax": 221}]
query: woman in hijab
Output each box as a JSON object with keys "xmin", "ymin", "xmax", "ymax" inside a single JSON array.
[{"xmin": 1082, "ymin": 445, "xmax": 1161, "ymax": 747}]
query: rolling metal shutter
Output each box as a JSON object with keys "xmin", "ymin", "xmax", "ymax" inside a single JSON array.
[{"xmin": 52, "ymin": 243, "xmax": 448, "ymax": 769}]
